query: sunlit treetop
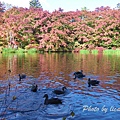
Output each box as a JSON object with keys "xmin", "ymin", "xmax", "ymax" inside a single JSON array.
[
  {"xmin": 29, "ymin": 0, "xmax": 42, "ymax": 8},
  {"xmin": 0, "ymin": 2, "xmax": 5, "ymax": 12},
  {"xmin": 117, "ymin": 3, "xmax": 120, "ymax": 9}
]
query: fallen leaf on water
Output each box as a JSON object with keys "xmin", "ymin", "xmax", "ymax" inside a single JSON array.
[{"xmin": 12, "ymin": 96, "xmax": 17, "ymax": 100}]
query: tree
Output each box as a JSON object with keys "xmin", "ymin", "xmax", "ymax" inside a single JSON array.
[
  {"xmin": 29, "ymin": 0, "xmax": 42, "ymax": 8},
  {"xmin": 0, "ymin": 2, "xmax": 5, "ymax": 12},
  {"xmin": 81, "ymin": 7, "xmax": 89, "ymax": 11},
  {"xmin": 117, "ymin": 3, "xmax": 120, "ymax": 9},
  {"xmin": 0, "ymin": 1, "xmax": 4, "ymax": 23},
  {"xmin": 2, "ymin": 2, "xmax": 13, "ymax": 11},
  {"xmin": 58, "ymin": 7, "xmax": 63, "ymax": 12}
]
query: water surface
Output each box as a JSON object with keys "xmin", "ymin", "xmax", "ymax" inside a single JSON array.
[{"xmin": 0, "ymin": 52, "xmax": 120, "ymax": 120}]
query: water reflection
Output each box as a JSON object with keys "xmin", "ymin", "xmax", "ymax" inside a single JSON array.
[{"xmin": 0, "ymin": 52, "xmax": 120, "ymax": 119}]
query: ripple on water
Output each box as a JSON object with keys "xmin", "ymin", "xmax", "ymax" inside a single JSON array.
[{"xmin": 0, "ymin": 75, "xmax": 120, "ymax": 120}]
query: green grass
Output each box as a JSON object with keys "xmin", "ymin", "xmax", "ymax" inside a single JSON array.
[
  {"xmin": 2, "ymin": 48, "xmax": 39, "ymax": 53},
  {"xmin": 80, "ymin": 50, "xmax": 90, "ymax": 54},
  {"xmin": 91, "ymin": 49, "xmax": 98, "ymax": 54},
  {"xmin": 2, "ymin": 48, "xmax": 26, "ymax": 53},
  {"xmin": 27, "ymin": 48, "xmax": 38, "ymax": 53},
  {"xmin": 2, "ymin": 48, "xmax": 16, "ymax": 53},
  {"xmin": 103, "ymin": 49, "xmax": 120, "ymax": 55},
  {"xmin": 16, "ymin": 48, "xmax": 26, "ymax": 53}
]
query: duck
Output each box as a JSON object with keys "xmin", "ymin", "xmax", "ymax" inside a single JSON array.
[
  {"xmin": 19, "ymin": 74, "xmax": 26, "ymax": 81},
  {"xmin": 53, "ymin": 86, "xmax": 66, "ymax": 95},
  {"xmin": 31, "ymin": 83, "xmax": 38, "ymax": 92},
  {"xmin": 88, "ymin": 78, "xmax": 100, "ymax": 87},
  {"xmin": 43, "ymin": 94, "xmax": 62, "ymax": 105},
  {"xmin": 73, "ymin": 70, "xmax": 85, "ymax": 79}
]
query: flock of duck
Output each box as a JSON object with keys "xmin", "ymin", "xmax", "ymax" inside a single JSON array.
[
  {"xmin": 73, "ymin": 70, "xmax": 100, "ymax": 87},
  {"xmin": 18, "ymin": 70, "xmax": 100, "ymax": 105}
]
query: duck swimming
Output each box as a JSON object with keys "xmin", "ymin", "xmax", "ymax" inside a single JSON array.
[
  {"xmin": 88, "ymin": 78, "xmax": 100, "ymax": 87},
  {"xmin": 43, "ymin": 94, "xmax": 62, "ymax": 105},
  {"xmin": 53, "ymin": 86, "xmax": 66, "ymax": 95},
  {"xmin": 19, "ymin": 74, "xmax": 26, "ymax": 81},
  {"xmin": 73, "ymin": 70, "xmax": 85, "ymax": 79},
  {"xmin": 31, "ymin": 83, "xmax": 38, "ymax": 92}
]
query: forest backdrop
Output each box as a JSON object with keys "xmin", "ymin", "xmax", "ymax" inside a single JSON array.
[{"xmin": 0, "ymin": 1, "xmax": 120, "ymax": 52}]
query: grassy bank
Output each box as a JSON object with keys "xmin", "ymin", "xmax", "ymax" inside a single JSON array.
[
  {"xmin": 1, "ymin": 48, "xmax": 120, "ymax": 55},
  {"xmin": 1, "ymin": 48, "xmax": 38, "ymax": 53}
]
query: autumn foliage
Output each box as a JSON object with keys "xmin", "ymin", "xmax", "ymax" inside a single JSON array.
[{"xmin": 0, "ymin": 6, "xmax": 120, "ymax": 51}]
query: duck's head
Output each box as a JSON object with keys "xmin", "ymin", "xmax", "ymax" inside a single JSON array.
[
  {"xmin": 32, "ymin": 83, "xmax": 38, "ymax": 88},
  {"xmin": 35, "ymin": 84, "xmax": 38, "ymax": 88},
  {"xmin": 80, "ymin": 70, "xmax": 83, "ymax": 73},
  {"xmin": 88, "ymin": 78, "xmax": 91, "ymax": 87},
  {"xmin": 43, "ymin": 94, "xmax": 48, "ymax": 99},
  {"xmin": 73, "ymin": 72, "xmax": 76, "ymax": 75},
  {"xmin": 18, "ymin": 74, "xmax": 21, "ymax": 81},
  {"xmin": 62, "ymin": 86, "xmax": 67, "ymax": 91},
  {"xmin": 88, "ymin": 78, "xmax": 91, "ymax": 82}
]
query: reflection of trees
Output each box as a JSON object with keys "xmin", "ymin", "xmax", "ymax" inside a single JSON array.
[{"xmin": 0, "ymin": 53, "xmax": 120, "ymax": 82}]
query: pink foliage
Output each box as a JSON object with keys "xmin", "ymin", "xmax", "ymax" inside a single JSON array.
[
  {"xmin": 95, "ymin": 46, "xmax": 105, "ymax": 52},
  {"xmin": 0, "ymin": 6, "xmax": 119, "ymax": 51}
]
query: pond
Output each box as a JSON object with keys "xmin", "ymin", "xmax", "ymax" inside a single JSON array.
[{"xmin": 0, "ymin": 52, "xmax": 120, "ymax": 120}]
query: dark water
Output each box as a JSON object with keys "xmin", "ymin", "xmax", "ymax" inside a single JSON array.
[{"xmin": 0, "ymin": 52, "xmax": 120, "ymax": 120}]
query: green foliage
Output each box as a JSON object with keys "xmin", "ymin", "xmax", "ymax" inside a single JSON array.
[
  {"xmin": 2, "ymin": 47, "xmax": 39, "ymax": 53},
  {"xmin": 80, "ymin": 50, "xmax": 90, "ymax": 54},
  {"xmin": 27, "ymin": 48, "xmax": 38, "ymax": 53},
  {"xmin": 91, "ymin": 49, "xmax": 98, "ymax": 54},
  {"xmin": 2, "ymin": 48, "xmax": 26, "ymax": 53},
  {"xmin": 103, "ymin": 49, "xmax": 120, "ymax": 55},
  {"xmin": 81, "ymin": 7, "xmax": 89, "ymax": 11},
  {"xmin": 87, "ymin": 21, "xmax": 95, "ymax": 28},
  {"xmin": 29, "ymin": 0, "xmax": 42, "ymax": 8},
  {"xmin": 16, "ymin": 48, "xmax": 26, "ymax": 53},
  {"xmin": 2, "ymin": 48, "xmax": 16, "ymax": 53}
]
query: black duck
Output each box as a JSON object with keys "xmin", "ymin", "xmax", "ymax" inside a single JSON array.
[
  {"xmin": 73, "ymin": 70, "xmax": 85, "ymax": 79},
  {"xmin": 88, "ymin": 78, "xmax": 100, "ymax": 87},
  {"xmin": 53, "ymin": 86, "xmax": 66, "ymax": 95},
  {"xmin": 31, "ymin": 83, "xmax": 38, "ymax": 92},
  {"xmin": 43, "ymin": 94, "xmax": 62, "ymax": 105},
  {"xmin": 19, "ymin": 74, "xmax": 26, "ymax": 81}
]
